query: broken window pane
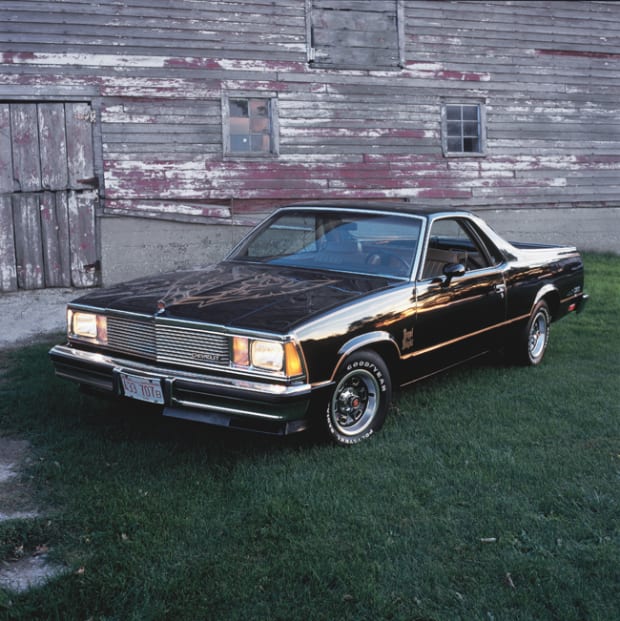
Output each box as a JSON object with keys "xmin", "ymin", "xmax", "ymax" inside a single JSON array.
[
  {"xmin": 251, "ymin": 134, "xmax": 271, "ymax": 151},
  {"xmin": 249, "ymin": 99, "xmax": 269, "ymax": 117},
  {"xmin": 230, "ymin": 117, "xmax": 250, "ymax": 135},
  {"xmin": 250, "ymin": 116, "xmax": 269, "ymax": 133},
  {"xmin": 231, "ymin": 134, "xmax": 251, "ymax": 152},
  {"xmin": 229, "ymin": 99, "xmax": 248, "ymax": 118},
  {"xmin": 227, "ymin": 97, "xmax": 273, "ymax": 155}
]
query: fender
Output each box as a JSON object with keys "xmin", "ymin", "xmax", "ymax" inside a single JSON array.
[
  {"xmin": 533, "ymin": 283, "xmax": 559, "ymax": 311},
  {"xmin": 330, "ymin": 331, "xmax": 400, "ymax": 382}
]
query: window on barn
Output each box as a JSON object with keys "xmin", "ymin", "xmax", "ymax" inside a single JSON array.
[
  {"xmin": 223, "ymin": 95, "xmax": 279, "ymax": 157},
  {"xmin": 306, "ymin": 0, "xmax": 404, "ymax": 70},
  {"xmin": 442, "ymin": 103, "xmax": 486, "ymax": 156}
]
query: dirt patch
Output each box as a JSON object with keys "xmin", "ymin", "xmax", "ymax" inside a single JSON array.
[
  {"xmin": 0, "ymin": 437, "xmax": 66, "ymax": 592},
  {"xmin": 0, "ymin": 439, "xmax": 38, "ymax": 521},
  {"xmin": 0, "ymin": 553, "xmax": 66, "ymax": 593}
]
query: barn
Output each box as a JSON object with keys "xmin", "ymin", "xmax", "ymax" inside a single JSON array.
[{"xmin": 0, "ymin": 0, "xmax": 618, "ymax": 292}]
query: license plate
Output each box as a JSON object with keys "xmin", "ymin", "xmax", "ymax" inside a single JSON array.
[{"xmin": 120, "ymin": 372, "xmax": 164, "ymax": 404}]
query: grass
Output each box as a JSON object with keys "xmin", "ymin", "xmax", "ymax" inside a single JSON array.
[{"xmin": 1, "ymin": 253, "xmax": 618, "ymax": 621}]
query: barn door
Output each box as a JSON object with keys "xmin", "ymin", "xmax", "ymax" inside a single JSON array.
[{"xmin": 0, "ymin": 101, "xmax": 99, "ymax": 292}]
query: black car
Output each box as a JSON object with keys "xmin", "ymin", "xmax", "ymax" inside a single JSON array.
[{"xmin": 50, "ymin": 202, "xmax": 588, "ymax": 444}]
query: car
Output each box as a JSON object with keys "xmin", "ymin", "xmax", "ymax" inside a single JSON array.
[{"xmin": 49, "ymin": 202, "xmax": 588, "ymax": 445}]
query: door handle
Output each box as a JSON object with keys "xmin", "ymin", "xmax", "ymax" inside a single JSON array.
[{"xmin": 494, "ymin": 284, "xmax": 506, "ymax": 298}]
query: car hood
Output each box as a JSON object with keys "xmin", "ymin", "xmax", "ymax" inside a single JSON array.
[{"xmin": 71, "ymin": 261, "xmax": 396, "ymax": 333}]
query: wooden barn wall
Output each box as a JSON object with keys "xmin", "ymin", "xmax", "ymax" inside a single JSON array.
[{"xmin": 0, "ymin": 0, "xmax": 619, "ymax": 229}]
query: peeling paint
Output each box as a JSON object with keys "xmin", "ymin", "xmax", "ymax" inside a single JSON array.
[
  {"xmin": 536, "ymin": 48, "xmax": 620, "ymax": 60},
  {"xmin": 1, "ymin": 52, "xmax": 169, "ymax": 68},
  {"xmin": 402, "ymin": 61, "xmax": 491, "ymax": 81},
  {"xmin": 280, "ymin": 127, "xmax": 427, "ymax": 139},
  {"xmin": 2, "ymin": 52, "xmax": 305, "ymax": 72},
  {"xmin": 0, "ymin": 0, "xmax": 617, "ymax": 237}
]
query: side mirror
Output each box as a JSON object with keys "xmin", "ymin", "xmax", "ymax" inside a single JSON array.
[{"xmin": 442, "ymin": 262, "xmax": 466, "ymax": 285}]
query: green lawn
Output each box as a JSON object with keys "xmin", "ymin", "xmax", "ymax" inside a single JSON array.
[{"xmin": 1, "ymin": 254, "xmax": 618, "ymax": 621}]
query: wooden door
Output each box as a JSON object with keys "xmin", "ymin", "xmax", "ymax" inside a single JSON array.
[{"xmin": 0, "ymin": 102, "xmax": 99, "ymax": 291}]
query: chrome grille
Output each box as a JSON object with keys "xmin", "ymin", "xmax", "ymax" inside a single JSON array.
[
  {"xmin": 156, "ymin": 324, "xmax": 230, "ymax": 368},
  {"xmin": 107, "ymin": 316, "xmax": 156, "ymax": 358},
  {"xmin": 105, "ymin": 316, "xmax": 230, "ymax": 369}
]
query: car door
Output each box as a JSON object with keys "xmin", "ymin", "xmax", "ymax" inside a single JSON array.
[{"xmin": 404, "ymin": 216, "xmax": 507, "ymax": 379}]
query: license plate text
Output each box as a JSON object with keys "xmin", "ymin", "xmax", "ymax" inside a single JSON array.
[{"xmin": 120, "ymin": 373, "xmax": 164, "ymax": 404}]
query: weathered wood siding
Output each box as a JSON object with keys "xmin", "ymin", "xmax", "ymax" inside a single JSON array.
[
  {"xmin": 0, "ymin": 0, "xmax": 618, "ymax": 240},
  {"xmin": 0, "ymin": 100, "xmax": 98, "ymax": 291}
]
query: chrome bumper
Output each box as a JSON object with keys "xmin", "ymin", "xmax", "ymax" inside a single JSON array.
[
  {"xmin": 49, "ymin": 344, "xmax": 315, "ymax": 435},
  {"xmin": 576, "ymin": 293, "xmax": 589, "ymax": 314}
]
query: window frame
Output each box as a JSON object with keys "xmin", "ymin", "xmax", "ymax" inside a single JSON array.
[
  {"xmin": 441, "ymin": 100, "xmax": 487, "ymax": 158},
  {"xmin": 222, "ymin": 92, "xmax": 280, "ymax": 158},
  {"xmin": 231, "ymin": 208, "xmax": 424, "ymax": 281},
  {"xmin": 305, "ymin": 0, "xmax": 405, "ymax": 71},
  {"xmin": 420, "ymin": 217, "xmax": 498, "ymax": 280}
]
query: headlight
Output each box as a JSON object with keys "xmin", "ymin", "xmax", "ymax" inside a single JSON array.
[
  {"xmin": 251, "ymin": 340, "xmax": 284, "ymax": 372},
  {"xmin": 68, "ymin": 310, "xmax": 108, "ymax": 343},
  {"xmin": 232, "ymin": 337, "xmax": 304, "ymax": 377}
]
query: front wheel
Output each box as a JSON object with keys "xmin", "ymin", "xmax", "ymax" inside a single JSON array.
[
  {"xmin": 324, "ymin": 350, "xmax": 392, "ymax": 445},
  {"xmin": 511, "ymin": 300, "xmax": 551, "ymax": 366}
]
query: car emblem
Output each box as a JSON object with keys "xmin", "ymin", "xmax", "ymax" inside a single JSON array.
[{"xmin": 402, "ymin": 327, "xmax": 414, "ymax": 350}]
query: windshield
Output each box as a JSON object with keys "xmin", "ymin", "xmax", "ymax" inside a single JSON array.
[{"xmin": 230, "ymin": 209, "xmax": 423, "ymax": 279}]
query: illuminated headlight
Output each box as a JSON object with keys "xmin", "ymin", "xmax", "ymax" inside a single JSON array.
[
  {"xmin": 251, "ymin": 340, "xmax": 284, "ymax": 372},
  {"xmin": 232, "ymin": 337, "xmax": 304, "ymax": 377},
  {"xmin": 68, "ymin": 309, "xmax": 108, "ymax": 343}
]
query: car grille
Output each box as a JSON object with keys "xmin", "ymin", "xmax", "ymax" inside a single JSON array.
[
  {"xmin": 106, "ymin": 316, "xmax": 230, "ymax": 369},
  {"xmin": 107, "ymin": 316, "xmax": 156, "ymax": 358}
]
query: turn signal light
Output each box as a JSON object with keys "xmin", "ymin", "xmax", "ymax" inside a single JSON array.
[{"xmin": 285, "ymin": 342, "xmax": 303, "ymax": 377}]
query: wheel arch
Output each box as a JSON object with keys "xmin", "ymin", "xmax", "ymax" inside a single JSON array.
[
  {"xmin": 333, "ymin": 331, "xmax": 400, "ymax": 382},
  {"xmin": 534, "ymin": 284, "xmax": 560, "ymax": 320}
]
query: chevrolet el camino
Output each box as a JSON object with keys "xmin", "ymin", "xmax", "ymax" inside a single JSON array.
[{"xmin": 50, "ymin": 203, "xmax": 588, "ymax": 444}]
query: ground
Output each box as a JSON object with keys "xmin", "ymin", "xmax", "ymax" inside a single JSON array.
[
  {"xmin": 0, "ymin": 289, "xmax": 75, "ymax": 595},
  {"xmin": 0, "ymin": 437, "xmax": 65, "ymax": 593}
]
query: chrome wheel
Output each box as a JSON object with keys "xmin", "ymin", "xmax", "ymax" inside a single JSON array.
[
  {"xmin": 528, "ymin": 308, "xmax": 549, "ymax": 362},
  {"xmin": 325, "ymin": 350, "xmax": 391, "ymax": 445},
  {"xmin": 510, "ymin": 300, "xmax": 551, "ymax": 366},
  {"xmin": 331, "ymin": 368, "xmax": 379, "ymax": 437}
]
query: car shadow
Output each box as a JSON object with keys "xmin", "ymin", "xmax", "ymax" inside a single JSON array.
[
  {"xmin": 75, "ymin": 350, "xmax": 512, "ymax": 455},
  {"xmin": 80, "ymin": 394, "xmax": 317, "ymax": 456}
]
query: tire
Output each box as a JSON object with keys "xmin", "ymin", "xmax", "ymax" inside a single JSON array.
[
  {"xmin": 324, "ymin": 350, "xmax": 392, "ymax": 445},
  {"xmin": 512, "ymin": 300, "xmax": 551, "ymax": 366}
]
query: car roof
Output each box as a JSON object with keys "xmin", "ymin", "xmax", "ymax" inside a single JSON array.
[{"xmin": 281, "ymin": 200, "xmax": 472, "ymax": 219}]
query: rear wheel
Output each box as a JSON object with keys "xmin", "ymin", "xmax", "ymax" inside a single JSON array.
[
  {"xmin": 325, "ymin": 350, "xmax": 392, "ymax": 445},
  {"xmin": 511, "ymin": 300, "xmax": 551, "ymax": 366}
]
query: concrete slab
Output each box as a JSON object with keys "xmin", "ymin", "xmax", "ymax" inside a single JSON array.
[
  {"xmin": 0, "ymin": 554, "xmax": 67, "ymax": 593},
  {"xmin": 0, "ymin": 287, "xmax": 83, "ymax": 349},
  {"xmin": 477, "ymin": 207, "xmax": 620, "ymax": 254},
  {"xmin": 0, "ymin": 207, "xmax": 616, "ymax": 350},
  {"xmin": 0, "ymin": 438, "xmax": 65, "ymax": 593},
  {"xmin": 0, "ymin": 438, "xmax": 39, "ymax": 522}
]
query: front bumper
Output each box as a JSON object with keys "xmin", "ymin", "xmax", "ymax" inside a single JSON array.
[{"xmin": 49, "ymin": 344, "xmax": 318, "ymax": 435}]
